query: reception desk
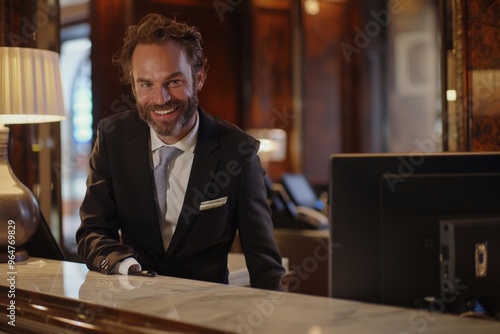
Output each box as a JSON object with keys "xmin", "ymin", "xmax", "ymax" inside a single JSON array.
[{"xmin": 1, "ymin": 258, "xmax": 500, "ymax": 333}]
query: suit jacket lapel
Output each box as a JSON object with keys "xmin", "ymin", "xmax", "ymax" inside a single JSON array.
[
  {"xmin": 129, "ymin": 116, "xmax": 165, "ymax": 255},
  {"xmin": 166, "ymin": 109, "xmax": 220, "ymax": 257}
]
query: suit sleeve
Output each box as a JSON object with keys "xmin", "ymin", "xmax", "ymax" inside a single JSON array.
[
  {"xmin": 237, "ymin": 151, "xmax": 286, "ymax": 290},
  {"xmin": 76, "ymin": 120, "xmax": 139, "ymax": 274}
]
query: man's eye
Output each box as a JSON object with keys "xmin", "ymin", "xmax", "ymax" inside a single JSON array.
[
  {"xmin": 168, "ymin": 80, "xmax": 183, "ymax": 88},
  {"xmin": 140, "ymin": 83, "xmax": 152, "ymax": 88}
]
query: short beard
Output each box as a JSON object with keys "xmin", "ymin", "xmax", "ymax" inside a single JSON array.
[{"xmin": 137, "ymin": 93, "xmax": 199, "ymax": 138}]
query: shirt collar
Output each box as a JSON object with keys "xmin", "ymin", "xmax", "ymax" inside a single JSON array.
[{"xmin": 150, "ymin": 111, "xmax": 199, "ymax": 153}]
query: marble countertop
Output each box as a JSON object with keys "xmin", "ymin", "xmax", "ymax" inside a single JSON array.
[{"xmin": 1, "ymin": 258, "xmax": 500, "ymax": 333}]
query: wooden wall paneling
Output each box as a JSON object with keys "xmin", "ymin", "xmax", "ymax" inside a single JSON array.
[
  {"xmin": 448, "ymin": 0, "xmax": 469, "ymax": 151},
  {"xmin": 0, "ymin": 1, "xmax": 5, "ymax": 43},
  {"xmin": 440, "ymin": 0, "xmax": 452, "ymax": 151},
  {"xmin": 150, "ymin": 0, "xmax": 211, "ymax": 6},
  {"xmin": 467, "ymin": 0, "xmax": 500, "ymax": 151},
  {"xmin": 90, "ymin": 0, "xmax": 134, "ymax": 131},
  {"xmin": 195, "ymin": 6, "xmax": 244, "ymax": 126},
  {"xmin": 338, "ymin": 0, "xmax": 361, "ymax": 154},
  {"xmin": 301, "ymin": 0, "xmax": 347, "ymax": 185},
  {"xmin": 354, "ymin": 0, "xmax": 387, "ymax": 153},
  {"xmin": 249, "ymin": 0, "xmax": 294, "ymax": 181}
]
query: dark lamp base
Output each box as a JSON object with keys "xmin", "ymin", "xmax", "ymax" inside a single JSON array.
[{"xmin": 0, "ymin": 248, "xmax": 29, "ymax": 263}]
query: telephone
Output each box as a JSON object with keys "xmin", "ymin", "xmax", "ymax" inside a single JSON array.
[{"xmin": 266, "ymin": 174, "xmax": 329, "ymax": 229}]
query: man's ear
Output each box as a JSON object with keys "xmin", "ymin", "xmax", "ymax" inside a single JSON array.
[{"xmin": 196, "ymin": 70, "xmax": 205, "ymax": 91}]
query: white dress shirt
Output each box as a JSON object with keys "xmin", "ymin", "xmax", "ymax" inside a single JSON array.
[
  {"xmin": 150, "ymin": 112, "xmax": 198, "ymax": 251},
  {"xmin": 116, "ymin": 112, "xmax": 199, "ymax": 275}
]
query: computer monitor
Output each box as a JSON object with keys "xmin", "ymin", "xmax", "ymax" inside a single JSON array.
[{"xmin": 329, "ymin": 152, "xmax": 500, "ymax": 317}]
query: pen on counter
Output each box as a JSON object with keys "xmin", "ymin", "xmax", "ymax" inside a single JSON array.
[{"xmin": 129, "ymin": 270, "xmax": 157, "ymax": 277}]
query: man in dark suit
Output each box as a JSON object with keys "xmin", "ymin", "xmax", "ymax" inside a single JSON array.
[{"xmin": 76, "ymin": 13, "xmax": 285, "ymax": 290}]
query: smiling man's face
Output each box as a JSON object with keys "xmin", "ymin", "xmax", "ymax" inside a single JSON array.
[{"xmin": 132, "ymin": 41, "xmax": 204, "ymax": 144}]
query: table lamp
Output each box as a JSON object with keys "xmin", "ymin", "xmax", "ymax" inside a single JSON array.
[
  {"xmin": 246, "ymin": 128, "xmax": 287, "ymax": 167},
  {"xmin": 0, "ymin": 47, "xmax": 66, "ymax": 262}
]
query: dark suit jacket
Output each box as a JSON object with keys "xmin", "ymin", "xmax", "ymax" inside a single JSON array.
[{"xmin": 76, "ymin": 108, "xmax": 285, "ymax": 290}]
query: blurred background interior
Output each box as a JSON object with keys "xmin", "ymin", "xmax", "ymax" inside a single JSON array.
[{"xmin": 1, "ymin": 0, "xmax": 499, "ymax": 295}]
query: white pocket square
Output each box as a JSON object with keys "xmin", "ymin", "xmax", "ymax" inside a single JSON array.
[{"xmin": 199, "ymin": 197, "xmax": 228, "ymax": 211}]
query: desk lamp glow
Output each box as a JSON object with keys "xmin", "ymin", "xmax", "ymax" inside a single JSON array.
[
  {"xmin": 0, "ymin": 47, "xmax": 66, "ymax": 262},
  {"xmin": 246, "ymin": 128, "xmax": 287, "ymax": 169}
]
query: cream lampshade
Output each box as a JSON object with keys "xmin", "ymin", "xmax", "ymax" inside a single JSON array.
[{"xmin": 0, "ymin": 47, "xmax": 66, "ymax": 262}]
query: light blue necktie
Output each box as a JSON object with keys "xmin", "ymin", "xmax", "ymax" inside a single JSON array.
[{"xmin": 154, "ymin": 146, "xmax": 183, "ymax": 222}]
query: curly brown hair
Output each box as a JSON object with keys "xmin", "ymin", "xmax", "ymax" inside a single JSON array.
[{"xmin": 112, "ymin": 13, "xmax": 207, "ymax": 85}]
